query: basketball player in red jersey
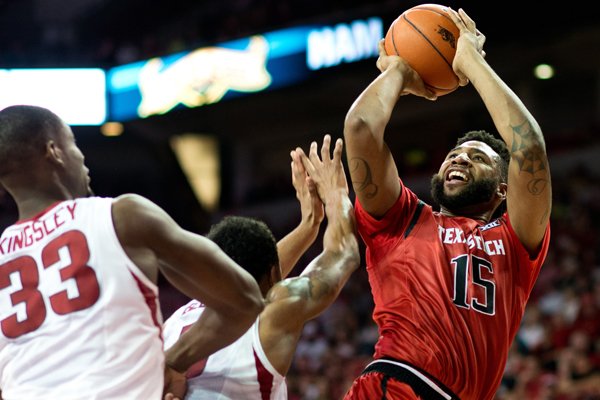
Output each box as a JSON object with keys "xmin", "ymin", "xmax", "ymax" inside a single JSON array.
[
  {"xmin": 342, "ymin": 8, "xmax": 551, "ymax": 400},
  {"xmin": 0, "ymin": 105, "xmax": 263, "ymax": 400},
  {"xmin": 163, "ymin": 135, "xmax": 360, "ymax": 399}
]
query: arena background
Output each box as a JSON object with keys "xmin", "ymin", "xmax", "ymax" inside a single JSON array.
[{"xmin": 1, "ymin": 1, "xmax": 598, "ymax": 398}]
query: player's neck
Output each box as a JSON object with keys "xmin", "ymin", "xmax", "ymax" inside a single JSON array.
[
  {"xmin": 15, "ymin": 196, "xmax": 69, "ymax": 221},
  {"xmin": 440, "ymin": 205, "xmax": 493, "ymax": 223}
]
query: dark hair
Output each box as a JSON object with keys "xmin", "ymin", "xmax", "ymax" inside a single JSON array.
[
  {"xmin": 456, "ymin": 130, "xmax": 510, "ymax": 182},
  {"xmin": 207, "ymin": 216, "xmax": 279, "ymax": 283},
  {"xmin": 456, "ymin": 130, "xmax": 509, "ymax": 218},
  {"xmin": 0, "ymin": 105, "xmax": 64, "ymax": 177}
]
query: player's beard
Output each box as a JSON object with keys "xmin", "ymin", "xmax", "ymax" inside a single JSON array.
[{"xmin": 430, "ymin": 174, "xmax": 498, "ymax": 211}]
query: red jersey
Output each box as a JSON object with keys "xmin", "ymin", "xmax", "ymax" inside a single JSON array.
[{"xmin": 355, "ymin": 183, "xmax": 550, "ymax": 400}]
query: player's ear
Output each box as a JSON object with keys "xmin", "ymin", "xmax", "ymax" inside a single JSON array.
[
  {"xmin": 46, "ymin": 140, "xmax": 65, "ymax": 166},
  {"xmin": 496, "ymin": 182, "xmax": 507, "ymax": 200}
]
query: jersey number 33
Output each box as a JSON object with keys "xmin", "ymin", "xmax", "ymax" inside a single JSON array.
[{"xmin": 0, "ymin": 230, "xmax": 100, "ymax": 338}]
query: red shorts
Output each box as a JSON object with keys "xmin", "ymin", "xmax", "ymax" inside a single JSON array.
[
  {"xmin": 343, "ymin": 359, "xmax": 458, "ymax": 400},
  {"xmin": 343, "ymin": 371, "xmax": 420, "ymax": 399}
]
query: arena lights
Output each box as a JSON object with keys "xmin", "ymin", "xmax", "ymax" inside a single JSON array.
[
  {"xmin": 307, "ymin": 17, "xmax": 382, "ymax": 70},
  {"xmin": 534, "ymin": 64, "xmax": 555, "ymax": 80},
  {"xmin": 0, "ymin": 69, "xmax": 106, "ymax": 125},
  {"xmin": 107, "ymin": 17, "xmax": 383, "ymax": 121}
]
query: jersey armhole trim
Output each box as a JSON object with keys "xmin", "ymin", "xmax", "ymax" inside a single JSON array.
[
  {"xmin": 254, "ymin": 318, "xmax": 285, "ymax": 380},
  {"xmin": 404, "ymin": 200, "xmax": 425, "ymax": 238}
]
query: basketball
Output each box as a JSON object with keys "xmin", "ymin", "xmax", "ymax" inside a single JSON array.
[{"xmin": 384, "ymin": 4, "xmax": 460, "ymax": 96}]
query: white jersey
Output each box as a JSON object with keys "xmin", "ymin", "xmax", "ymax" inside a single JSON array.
[
  {"xmin": 0, "ymin": 198, "xmax": 164, "ymax": 400},
  {"xmin": 164, "ymin": 300, "xmax": 287, "ymax": 400}
]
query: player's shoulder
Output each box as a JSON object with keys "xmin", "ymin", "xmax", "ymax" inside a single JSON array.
[
  {"xmin": 71, "ymin": 196, "xmax": 113, "ymax": 208},
  {"xmin": 111, "ymin": 194, "xmax": 164, "ymax": 222},
  {"xmin": 112, "ymin": 193, "xmax": 151, "ymax": 208}
]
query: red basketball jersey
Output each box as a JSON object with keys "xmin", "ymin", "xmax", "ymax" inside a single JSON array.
[{"xmin": 355, "ymin": 183, "xmax": 550, "ymax": 400}]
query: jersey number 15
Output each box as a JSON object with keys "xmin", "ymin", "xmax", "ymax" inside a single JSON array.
[{"xmin": 451, "ymin": 254, "xmax": 495, "ymax": 316}]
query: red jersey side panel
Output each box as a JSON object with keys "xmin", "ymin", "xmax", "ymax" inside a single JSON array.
[{"xmin": 355, "ymin": 184, "xmax": 550, "ymax": 400}]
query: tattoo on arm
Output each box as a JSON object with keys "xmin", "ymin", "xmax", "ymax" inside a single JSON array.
[
  {"xmin": 269, "ymin": 276, "xmax": 330, "ymax": 304},
  {"xmin": 510, "ymin": 121, "xmax": 549, "ymax": 196},
  {"xmin": 306, "ymin": 277, "xmax": 333, "ymax": 302},
  {"xmin": 349, "ymin": 157, "xmax": 378, "ymax": 199},
  {"xmin": 527, "ymin": 178, "xmax": 548, "ymax": 195}
]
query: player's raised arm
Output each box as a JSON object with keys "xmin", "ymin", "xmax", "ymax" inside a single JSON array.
[
  {"xmin": 448, "ymin": 8, "xmax": 551, "ymax": 253},
  {"xmin": 112, "ymin": 194, "xmax": 264, "ymax": 370},
  {"xmin": 344, "ymin": 40, "xmax": 436, "ymax": 218},
  {"xmin": 292, "ymin": 136, "xmax": 359, "ymax": 319},
  {"xmin": 260, "ymin": 136, "xmax": 360, "ymax": 373}
]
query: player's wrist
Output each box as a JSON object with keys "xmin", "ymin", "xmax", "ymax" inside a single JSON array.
[
  {"xmin": 165, "ymin": 355, "xmax": 188, "ymax": 375},
  {"xmin": 166, "ymin": 362, "xmax": 187, "ymax": 375},
  {"xmin": 323, "ymin": 191, "xmax": 351, "ymax": 217}
]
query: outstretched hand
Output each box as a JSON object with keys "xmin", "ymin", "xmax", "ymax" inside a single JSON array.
[
  {"xmin": 291, "ymin": 145, "xmax": 325, "ymax": 228},
  {"xmin": 294, "ymin": 134, "xmax": 348, "ymax": 205},
  {"xmin": 446, "ymin": 7, "xmax": 487, "ymax": 86}
]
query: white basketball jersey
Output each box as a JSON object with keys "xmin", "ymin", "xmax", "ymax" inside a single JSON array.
[
  {"xmin": 0, "ymin": 198, "xmax": 164, "ymax": 400},
  {"xmin": 164, "ymin": 300, "xmax": 287, "ymax": 400}
]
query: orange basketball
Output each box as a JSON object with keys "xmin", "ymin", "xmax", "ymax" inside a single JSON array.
[{"xmin": 384, "ymin": 4, "xmax": 460, "ymax": 96}]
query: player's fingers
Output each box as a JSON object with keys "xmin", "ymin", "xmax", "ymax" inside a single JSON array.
[
  {"xmin": 297, "ymin": 147, "xmax": 316, "ymax": 175},
  {"xmin": 378, "ymin": 39, "xmax": 386, "ymax": 56},
  {"xmin": 309, "ymin": 140, "xmax": 321, "ymax": 166},
  {"xmin": 291, "ymin": 150, "xmax": 306, "ymax": 175},
  {"xmin": 446, "ymin": 7, "xmax": 464, "ymax": 30},
  {"xmin": 290, "ymin": 153, "xmax": 300, "ymax": 185},
  {"xmin": 477, "ymin": 29, "xmax": 486, "ymax": 52},
  {"xmin": 332, "ymin": 138, "xmax": 343, "ymax": 163},
  {"xmin": 458, "ymin": 8, "xmax": 475, "ymax": 32},
  {"xmin": 321, "ymin": 134, "xmax": 332, "ymax": 163}
]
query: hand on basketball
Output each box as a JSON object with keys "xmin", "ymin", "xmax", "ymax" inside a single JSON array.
[
  {"xmin": 291, "ymin": 144, "xmax": 325, "ymax": 228},
  {"xmin": 447, "ymin": 7, "xmax": 487, "ymax": 86},
  {"xmin": 376, "ymin": 40, "xmax": 437, "ymax": 101}
]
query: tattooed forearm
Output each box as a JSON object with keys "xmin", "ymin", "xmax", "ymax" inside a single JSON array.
[
  {"xmin": 510, "ymin": 120, "xmax": 547, "ymax": 174},
  {"xmin": 509, "ymin": 120, "xmax": 550, "ymax": 195},
  {"xmin": 349, "ymin": 157, "xmax": 378, "ymax": 198}
]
